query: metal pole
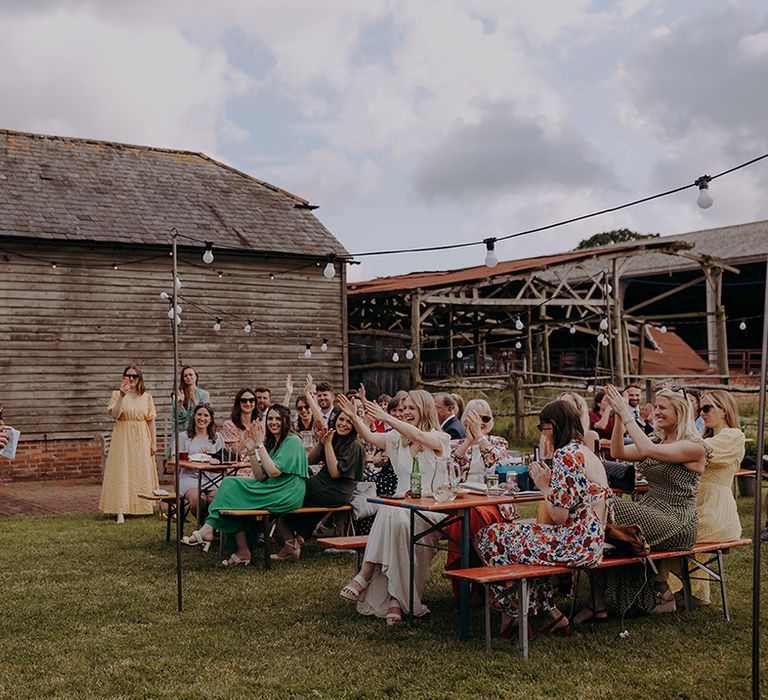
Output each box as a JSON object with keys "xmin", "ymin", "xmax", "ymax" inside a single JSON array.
[
  {"xmin": 604, "ymin": 271, "xmax": 615, "ymax": 382},
  {"xmin": 751, "ymin": 253, "xmax": 768, "ymax": 700},
  {"xmin": 171, "ymin": 229, "xmax": 183, "ymax": 614}
]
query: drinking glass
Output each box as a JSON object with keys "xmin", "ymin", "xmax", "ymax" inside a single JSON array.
[{"xmin": 431, "ymin": 457, "xmax": 457, "ymax": 503}]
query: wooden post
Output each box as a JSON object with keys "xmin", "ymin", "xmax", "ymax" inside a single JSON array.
[
  {"xmin": 410, "ymin": 289, "xmax": 423, "ymax": 387},
  {"xmin": 612, "ymin": 260, "xmax": 625, "ymax": 386},
  {"xmin": 341, "ymin": 261, "xmax": 349, "ymax": 392},
  {"xmin": 513, "ymin": 374, "xmax": 524, "ymax": 443},
  {"xmin": 637, "ymin": 323, "xmax": 645, "ymax": 376},
  {"xmin": 525, "ymin": 314, "xmax": 534, "ymax": 383},
  {"xmin": 448, "ymin": 312, "xmax": 454, "ymax": 377}
]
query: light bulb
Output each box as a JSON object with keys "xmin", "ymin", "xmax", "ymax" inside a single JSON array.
[
  {"xmin": 484, "ymin": 238, "xmax": 498, "ymax": 268},
  {"xmin": 391, "ymin": 351, "xmax": 399, "ymax": 362},
  {"xmin": 51, "ymin": 262, "xmax": 57, "ymax": 269},
  {"xmin": 175, "ymin": 305, "xmax": 182, "ymax": 315},
  {"xmin": 514, "ymin": 317, "xmax": 524, "ymax": 331},
  {"xmin": 570, "ymin": 325, "xmax": 576, "ymax": 335},
  {"xmin": 660, "ymin": 325, "xmax": 667, "ymax": 334},
  {"xmin": 606, "ymin": 284, "xmax": 613, "ymax": 294},
  {"xmin": 696, "ymin": 177, "xmax": 713, "ymax": 209},
  {"xmin": 515, "ymin": 341, "xmax": 522, "ymax": 350},
  {"xmin": 218, "ymin": 271, "xmax": 223, "ymax": 278},
  {"xmin": 213, "ymin": 318, "xmax": 222, "ymax": 332},
  {"xmin": 456, "ymin": 350, "xmax": 463, "ymax": 359},
  {"xmin": 175, "ymin": 315, "xmax": 182, "ymax": 326},
  {"xmin": 739, "ymin": 320, "xmax": 747, "ymax": 331},
  {"xmin": 601, "ymin": 337, "xmax": 609, "ymax": 346},
  {"xmin": 160, "ymin": 291, "xmax": 169, "ymax": 300},
  {"xmin": 597, "ymin": 333, "xmax": 605, "ymax": 343},
  {"xmin": 405, "ymin": 348, "xmax": 414, "ymax": 360},
  {"xmin": 321, "ymin": 338, "xmax": 328, "ymax": 352},
  {"xmin": 202, "ymin": 242, "xmax": 214, "ymax": 264},
  {"xmin": 599, "ymin": 318, "xmax": 608, "ymax": 331},
  {"xmin": 167, "ymin": 308, "xmax": 175, "ymax": 319},
  {"xmin": 323, "ymin": 261, "xmax": 336, "ymax": 279},
  {"xmin": 244, "ymin": 321, "xmax": 253, "ymax": 333},
  {"xmin": 175, "ymin": 276, "xmax": 182, "ymax": 290},
  {"xmin": 304, "ymin": 344, "xmax": 312, "ymax": 358},
  {"xmin": 586, "ymin": 384, "xmax": 594, "ymax": 393}
]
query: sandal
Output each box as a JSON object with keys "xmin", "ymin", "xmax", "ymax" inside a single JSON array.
[
  {"xmin": 222, "ymin": 553, "xmax": 251, "ymax": 567},
  {"xmin": 340, "ymin": 573, "xmax": 370, "ymax": 601},
  {"xmin": 271, "ymin": 538, "xmax": 301, "ymax": 561},
  {"xmin": 385, "ymin": 601, "xmax": 402, "ymax": 626},
  {"xmin": 182, "ymin": 530, "xmax": 212, "ymax": 552},
  {"xmin": 572, "ymin": 603, "xmax": 608, "ymax": 626}
]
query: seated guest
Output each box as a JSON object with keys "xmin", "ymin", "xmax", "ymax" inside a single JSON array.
[
  {"xmin": 221, "ymin": 388, "xmax": 257, "ymax": 454},
  {"xmin": 337, "ymin": 391, "xmax": 450, "ymax": 624},
  {"xmin": 166, "ymin": 365, "xmax": 210, "ymax": 459},
  {"xmin": 253, "ymin": 378, "xmax": 293, "ymax": 422},
  {"xmin": 314, "ymin": 379, "xmax": 340, "ymax": 425},
  {"xmin": 589, "ymin": 390, "xmax": 614, "ymax": 440},
  {"xmin": 574, "ymin": 385, "xmax": 708, "ymax": 621},
  {"xmin": 541, "ymin": 391, "xmax": 599, "ymax": 457},
  {"xmin": 667, "ymin": 390, "xmax": 744, "ymax": 605},
  {"xmin": 176, "ymin": 403, "xmax": 225, "ymax": 518},
  {"xmin": 273, "ymin": 409, "xmax": 365, "ymax": 560},
  {"xmin": 624, "ymin": 384, "xmax": 654, "ymax": 435},
  {"xmin": 477, "ymin": 400, "xmax": 609, "ymax": 637},
  {"xmin": 445, "ymin": 400, "xmax": 517, "ymax": 602},
  {"xmin": 293, "ymin": 395, "xmax": 315, "ymax": 432},
  {"xmin": 434, "ymin": 392, "xmax": 466, "ymax": 439},
  {"xmin": 182, "ymin": 404, "xmax": 308, "ymax": 566}
]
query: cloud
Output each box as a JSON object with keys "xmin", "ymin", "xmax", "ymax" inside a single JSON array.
[
  {"xmin": 615, "ymin": 6, "xmax": 768, "ymax": 149},
  {"xmin": 413, "ymin": 104, "xmax": 615, "ymax": 202},
  {"xmin": 0, "ymin": 5, "xmax": 250, "ymax": 155}
]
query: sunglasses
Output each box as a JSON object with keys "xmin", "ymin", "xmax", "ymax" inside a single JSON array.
[
  {"xmin": 123, "ymin": 373, "xmax": 139, "ymax": 379},
  {"xmin": 700, "ymin": 404, "xmax": 719, "ymax": 414},
  {"xmin": 536, "ymin": 423, "xmax": 553, "ymax": 432},
  {"xmin": 297, "ymin": 405, "xmax": 310, "ymax": 411},
  {"xmin": 668, "ymin": 385, "xmax": 688, "ymax": 399},
  {"xmin": 240, "ymin": 397, "xmax": 256, "ymax": 404},
  {"xmin": 479, "ymin": 415, "xmax": 492, "ymax": 423}
]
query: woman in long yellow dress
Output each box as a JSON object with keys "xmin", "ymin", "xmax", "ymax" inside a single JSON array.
[{"xmin": 99, "ymin": 365, "xmax": 158, "ymax": 523}]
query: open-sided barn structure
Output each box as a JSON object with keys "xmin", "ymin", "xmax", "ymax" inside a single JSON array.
[
  {"xmin": 0, "ymin": 129, "xmax": 348, "ymax": 481},
  {"xmin": 348, "ymin": 221, "xmax": 768, "ymax": 395}
]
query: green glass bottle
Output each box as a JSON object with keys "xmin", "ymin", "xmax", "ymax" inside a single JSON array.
[{"xmin": 409, "ymin": 456, "xmax": 422, "ymax": 498}]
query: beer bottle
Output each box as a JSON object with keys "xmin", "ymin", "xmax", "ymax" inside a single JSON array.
[{"xmin": 409, "ymin": 456, "xmax": 422, "ymax": 498}]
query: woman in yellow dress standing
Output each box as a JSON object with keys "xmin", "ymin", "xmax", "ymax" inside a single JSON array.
[{"xmin": 99, "ymin": 365, "xmax": 158, "ymax": 523}]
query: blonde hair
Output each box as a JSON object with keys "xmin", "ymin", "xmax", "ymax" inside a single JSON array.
[
  {"xmin": 701, "ymin": 390, "xmax": 740, "ymax": 438},
  {"xmin": 462, "ymin": 398, "xmax": 494, "ymax": 433},
  {"xmin": 558, "ymin": 392, "xmax": 590, "ymax": 435},
  {"xmin": 396, "ymin": 389, "xmax": 441, "ymax": 449},
  {"xmin": 652, "ymin": 388, "xmax": 698, "ymax": 443}
]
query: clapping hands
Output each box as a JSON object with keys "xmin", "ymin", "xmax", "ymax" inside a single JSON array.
[
  {"xmin": 464, "ymin": 410, "xmax": 484, "ymax": 442},
  {"xmin": 529, "ymin": 460, "xmax": 552, "ymax": 491},
  {"xmin": 604, "ymin": 384, "xmax": 631, "ymax": 421}
]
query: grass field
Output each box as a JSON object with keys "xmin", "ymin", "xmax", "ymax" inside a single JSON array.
[{"xmin": 1, "ymin": 499, "xmax": 766, "ymax": 699}]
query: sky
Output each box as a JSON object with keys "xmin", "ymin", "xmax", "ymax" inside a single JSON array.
[{"xmin": 1, "ymin": 0, "xmax": 767, "ymax": 282}]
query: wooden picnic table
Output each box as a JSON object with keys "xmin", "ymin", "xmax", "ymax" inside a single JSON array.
[{"xmin": 175, "ymin": 460, "xmax": 250, "ymax": 526}]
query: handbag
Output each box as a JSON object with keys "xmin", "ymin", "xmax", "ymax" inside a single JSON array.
[{"xmin": 603, "ymin": 523, "xmax": 650, "ymax": 558}]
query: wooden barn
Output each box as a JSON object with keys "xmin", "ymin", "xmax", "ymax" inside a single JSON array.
[{"xmin": 0, "ymin": 129, "xmax": 349, "ymax": 481}]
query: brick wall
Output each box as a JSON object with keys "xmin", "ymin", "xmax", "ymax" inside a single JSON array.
[{"xmin": 0, "ymin": 437, "xmax": 103, "ymax": 482}]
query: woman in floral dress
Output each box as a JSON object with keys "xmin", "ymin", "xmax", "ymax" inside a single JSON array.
[{"xmin": 477, "ymin": 399, "xmax": 609, "ymax": 636}]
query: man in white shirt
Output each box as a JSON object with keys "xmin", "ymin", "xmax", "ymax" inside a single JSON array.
[{"xmin": 624, "ymin": 384, "xmax": 654, "ymax": 434}]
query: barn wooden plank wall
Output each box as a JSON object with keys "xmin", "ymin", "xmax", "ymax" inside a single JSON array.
[{"xmin": 0, "ymin": 240, "xmax": 346, "ymax": 440}]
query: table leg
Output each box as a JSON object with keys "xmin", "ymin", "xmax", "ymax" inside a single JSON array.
[
  {"xmin": 408, "ymin": 509, "xmax": 415, "ymax": 627},
  {"xmin": 196, "ymin": 471, "xmax": 203, "ymax": 529},
  {"xmin": 459, "ymin": 507, "xmax": 470, "ymax": 641}
]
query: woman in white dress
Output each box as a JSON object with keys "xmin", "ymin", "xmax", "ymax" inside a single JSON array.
[{"xmin": 336, "ymin": 390, "xmax": 450, "ymax": 624}]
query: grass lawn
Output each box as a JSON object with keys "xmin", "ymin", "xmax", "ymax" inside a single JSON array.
[{"xmin": 1, "ymin": 500, "xmax": 766, "ymax": 699}]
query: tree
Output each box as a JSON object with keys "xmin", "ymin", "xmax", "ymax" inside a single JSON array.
[{"xmin": 574, "ymin": 228, "xmax": 659, "ymax": 250}]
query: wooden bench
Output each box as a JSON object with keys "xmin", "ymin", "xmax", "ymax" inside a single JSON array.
[
  {"xmin": 316, "ymin": 535, "xmax": 369, "ymax": 569},
  {"xmin": 218, "ymin": 505, "xmax": 354, "ymax": 570},
  {"xmin": 443, "ymin": 537, "xmax": 752, "ymax": 657},
  {"xmin": 138, "ymin": 492, "xmax": 189, "ymax": 543}
]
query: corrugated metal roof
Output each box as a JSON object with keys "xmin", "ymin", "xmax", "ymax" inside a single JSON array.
[
  {"xmin": 0, "ymin": 129, "xmax": 348, "ymax": 257},
  {"xmin": 348, "ymin": 239, "xmax": 688, "ymax": 295},
  {"xmin": 630, "ymin": 326, "xmax": 714, "ymax": 376}
]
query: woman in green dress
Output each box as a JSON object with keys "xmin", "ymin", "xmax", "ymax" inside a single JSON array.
[
  {"xmin": 165, "ymin": 366, "xmax": 211, "ymax": 459},
  {"xmin": 182, "ymin": 404, "xmax": 308, "ymax": 566}
]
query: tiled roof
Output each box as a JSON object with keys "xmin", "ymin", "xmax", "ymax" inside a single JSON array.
[{"xmin": 0, "ymin": 129, "xmax": 347, "ymax": 257}]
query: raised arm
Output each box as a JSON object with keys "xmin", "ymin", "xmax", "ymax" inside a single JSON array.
[
  {"xmin": 282, "ymin": 374, "xmax": 294, "ymax": 407},
  {"xmin": 337, "ymin": 394, "xmax": 386, "ymax": 450},
  {"xmin": 605, "ymin": 384, "xmax": 706, "ymax": 471},
  {"xmin": 303, "ymin": 373, "xmax": 326, "ymax": 428},
  {"xmin": 364, "ymin": 400, "xmax": 446, "ymax": 453}
]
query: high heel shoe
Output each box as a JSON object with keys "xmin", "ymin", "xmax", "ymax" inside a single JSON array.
[
  {"xmin": 222, "ymin": 553, "xmax": 251, "ymax": 567},
  {"xmin": 270, "ymin": 538, "xmax": 301, "ymax": 561},
  {"xmin": 385, "ymin": 600, "xmax": 402, "ymax": 625},
  {"xmin": 182, "ymin": 530, "xmax": 211, "ymax": 552}
]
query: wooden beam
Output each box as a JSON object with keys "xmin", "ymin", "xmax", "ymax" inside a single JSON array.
[
  {"xmin": 422, "ymin": 295, "xmax": 603, "ymax": 308},
  {"xmin": 410, "ymin": 289, "xmax": 423, "ymax": 387},
  {"xmin": 624, "ymin": 274, "xmax": 706, "ymax": 314}
]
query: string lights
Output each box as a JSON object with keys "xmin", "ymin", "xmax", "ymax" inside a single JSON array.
[
  {"xmin": 321, "ymin": 338, "xmax": 328, "ymax": 352},
  {"xmin": 323, "ymin": 254, "xmax": 336, "ymax": 280},
  {"xmin": 213, "ymin": 317, "xmax": 222, "ymax": 332},
  {"xmin": 483, "ymin": 238, "xmax": 498, "ymax": 268},
  {"xmin": 202, "ymin": 242, "xmax": 214, "ymax": 264},
  {"xmin": 304, "ymin": 344, "xmax": 312, "ymax": 358}
]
